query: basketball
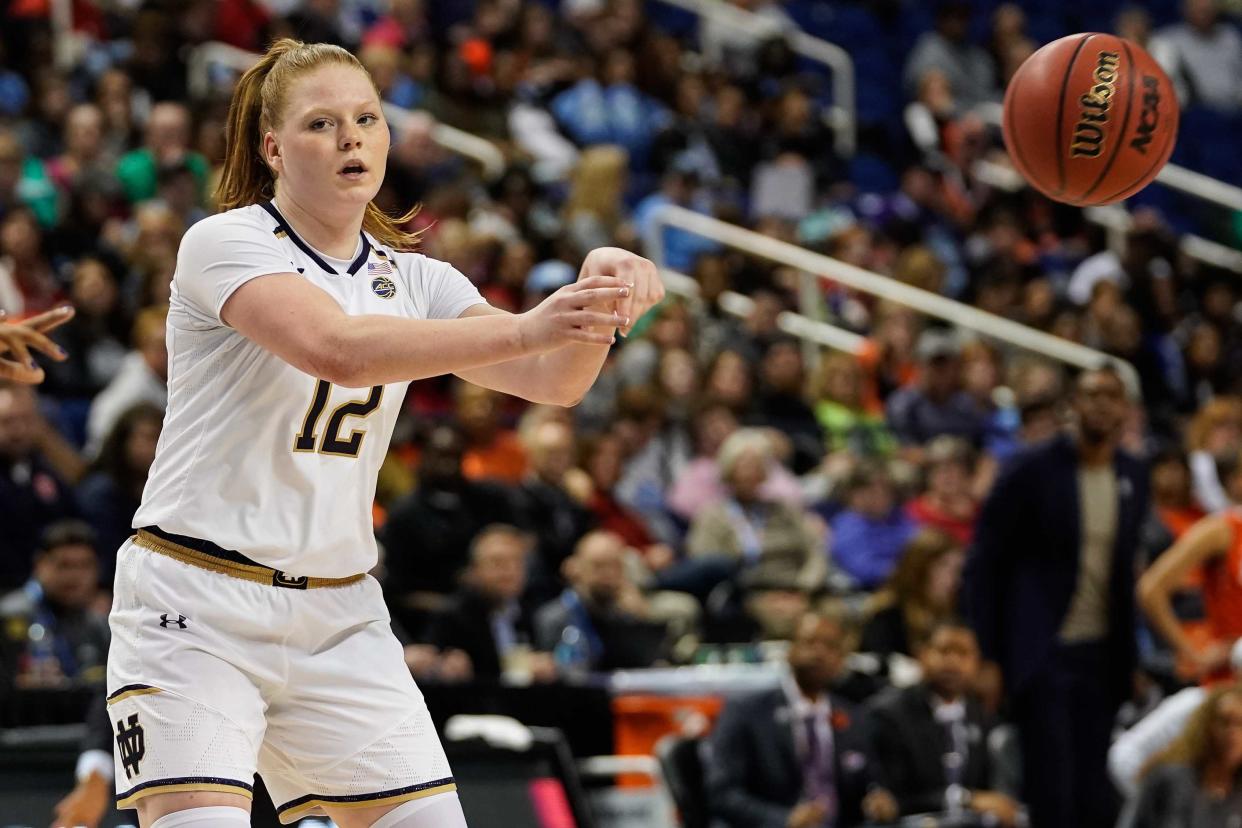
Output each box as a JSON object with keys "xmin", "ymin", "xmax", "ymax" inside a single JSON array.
[{"xmin": 1002, "ymin": 33, "xmax": 1179, "ymax": 206}]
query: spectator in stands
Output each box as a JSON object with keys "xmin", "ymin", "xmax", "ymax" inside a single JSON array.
[
  {"xmin": 455, "ymin": 380, "xmax": 527, "ymax": 484},
  {"xmin": 573, "ymin": 432, "xmax": 678, "ymax": 578},
  {"xmin": 76, "ymin": 402, "xmax": 162, "ymax": 586},
  {"xmin": 533, "ymin": 530, "xmax": 669, "ymax": 672},
  {"xmin": 862, "ymin": 529, "xmax": 964, "ymax": 661},
  {"xmin": 813, "ymin": 350, "xmax": 893, "ymax": 457},
  {"xmin": 550, "ymin": 49, "xmax": 670, "ymax": 169},
  {"xmin": 380, "ymin": 424, "xmax": 520, "ymax": 626},
  {"xmin": 703, "ymin": 611, "xmax": 898, "ymax": 828},
  {"xmin": 1122, "ymin": 685, "xmax": 1242, "ymax": 827},
  {"xmin": 755, "ymin": 336, "xmax": 823, "ymax": 474},
  {"xmin": 114, "ymin": 101, "xmax": 209, "ymax": 205},
  {"xmin": 965, "ymin": 365, "xmax": 1150, "ymax": 828},
  {"xmin": 0, "ymin": 520, "xmax": 107, "ymax": 692},
  {"xmin": 517, "ymin": 417, "xmax": 596, "ymax": 594},
  {"xmin": 45, "ymin": 104, "xmax": 114, "ymax": 199},
  {"xmin": 868, "ymin": 619, "xmax": 1021, "ymax": 824},
  {"xmin": 0, "ymin": 380, "xmax": 78, "ymax": 591},
  {"xmin": 0, "ymin": 129, "xmax": 59, "ymax": 228},
  {"xmin": 886, "ymin": 328, "xmax": 987, "ymax": 451},
  {"xmin": 427, "ymin": 525, "xmax": 555, "ymax": 684},
  {"xmin": 1139, "ymin": 448, "xmax": 1242, "ymax": 684},
  {"xmin": 1186, "ymin": 396, "xmax": 1242, "ymax": 513},
  {"xmin": 0, "ymin": 206, "xmax": 63, "ymax": 316},
  {"xmin": 830, "ymin": 460, "xmax": 920, "ymax": 590},
  {"xmin": 84, "ymin": 304, "xmax": 166, "ymax": 457},
  {"xmin": 686, "ymin": 428, "xmax": 825, "ymax": 593},
  {"xmin": 907, "ymin": 436, "xmax": 978, "ymax": 544},
  {"xmin": 1152, "ymin": 0, "xmax": 1242, "ymax": 114},
  {"xmin": 40, "ymin": 258, "xmax": 127, "ymax": 403},
  {"xmin": 904, "ymin": 1, "xmax": 998, "ymax": 110}
]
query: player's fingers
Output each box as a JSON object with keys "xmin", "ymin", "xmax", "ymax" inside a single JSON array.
[
  {"xmin": 0, "ymin": 355, "xmax": 43, "ymax": 384},
  {"xmin": 1, "ymin": 333, "xmax": 34, "ymax": 371},
  {"xmin": 25, "ymin": 304, "xmax": 75, "ymax": 333},
  {"xmin": 566, "ymin": 274, "xmax": 629, "ymax": 292},
  {"xmin": 568, "ymin": 286, "xmax": 630, "ymax": 307},
  {"xmin": 568, "ymin": 309, "xmax": 627, "ymax": 329},
  {"xmin": 566, "ymin": 328, "xmax": 616, "ymax": 345},
  {"xmin": 11, "ymin": 326, "xmax": 66, "ymax": 361}
]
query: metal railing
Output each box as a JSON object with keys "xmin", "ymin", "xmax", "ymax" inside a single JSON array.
[
  {"xmin": 649, "ymin": 204, "xmax": 1141, "ymax": 393},
  {"xmin": 662, "ymin": 268, "xmax": 867, "ymax": 356},
  {"xmin": 184, "ymin": 42, "xmax": 507, "ymax": 180},
  {"xmin": 973, "ymin": 159, "xmax": 1242, "ymax": 274},
  {"xmin": 652, "ymin": 0, "xmax": 856, "ymax": 157}
]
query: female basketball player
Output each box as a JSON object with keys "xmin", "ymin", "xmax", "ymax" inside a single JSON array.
[{"xmin": 106, "ymin": 39, "xmax": 662, "ymax": 828}]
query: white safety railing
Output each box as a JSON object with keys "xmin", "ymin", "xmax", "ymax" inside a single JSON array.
[
  {"xmin": 649, "ymin": 204, "xmax": 1141, "ymax": 393},
  {"xmin": 652, "ymin": 0, "xmax": 856, "ymax": 157},
  {"xmin": 184, "ymin": 42, "xmax": 507, "ymax": 180},
  {"xmin": 662, "ymin": 268, "xmax": 867, "ymax": 356},
  {"xmin": 973, "ymin": 159, "xmax": 1242, "ymax": 274},
  {"xmin": 974, "ymin": 104, "xmax": 1242, "ymax": 215}
]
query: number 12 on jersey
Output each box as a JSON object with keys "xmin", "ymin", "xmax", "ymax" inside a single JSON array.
[{"xmin": 294, "ymin": 380, "xmax": 384, "ymax": 458}]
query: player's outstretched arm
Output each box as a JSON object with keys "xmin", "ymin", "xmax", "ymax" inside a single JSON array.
[
  {"xmin": 221, "ymin": 271, "xmax": 629, "ymax": 390},
  {"xmin": 0, "ymin": 306, "xmax": 75, "ymax": 384},
  {"xmin": 456, "ymin": 248, "xmax": 664, "ymax": 406}
]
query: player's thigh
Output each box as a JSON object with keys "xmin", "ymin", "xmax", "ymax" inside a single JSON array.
[
  {"xmin": 108, "ymin": 540, "xmax": 271, "ymax": 811},
  {"xmin": 135, "ymin": 790, "xmax": 252, "ymax": 826},
  {"xmin": 261, "ymin": 581, "xmax": 455, "ymax": 823}
]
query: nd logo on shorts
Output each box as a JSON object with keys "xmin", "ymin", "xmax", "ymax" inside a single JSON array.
[{"xmin": 115, "ymin": 713, "xmax": 146, "ymax": 778}]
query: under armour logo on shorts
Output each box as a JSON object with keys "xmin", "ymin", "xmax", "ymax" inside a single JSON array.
[
  {"xmin": 159, "ymin": 613, "xmax": 188, "ymax": 629},
  {"xmin": 115, "ymin": 713, "xmax": 146, "ymax": 779}
]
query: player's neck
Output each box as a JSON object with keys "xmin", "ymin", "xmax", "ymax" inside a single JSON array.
[{"xmin": 271, "ymin": 193, "xmax": 365, "ymax": 260}]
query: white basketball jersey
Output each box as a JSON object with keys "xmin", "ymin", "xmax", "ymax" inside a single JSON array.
[{"xmin": 133, "ymin": 202, "xmax": 485, "ymax": 577}]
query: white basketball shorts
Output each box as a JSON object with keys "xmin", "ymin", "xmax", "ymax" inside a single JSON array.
[{"xmin": 106, "ymin": 533, "xmax": 455, "ymax": 823}]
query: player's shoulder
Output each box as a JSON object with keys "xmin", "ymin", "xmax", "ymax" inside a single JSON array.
[{"xmin": 181, "ymin": 204, "xmax": 273, "ymax": 247}]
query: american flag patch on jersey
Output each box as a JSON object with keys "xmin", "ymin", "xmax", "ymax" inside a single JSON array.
[{"xmin": 368, "ymin": 260, "xmax": 393, "ymax": 275}]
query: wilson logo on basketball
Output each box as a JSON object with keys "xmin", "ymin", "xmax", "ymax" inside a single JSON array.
[
  {"xmin": 1129, "ymin": 75, "xmax": 1161, "ymax": 155},
  {"xmin": 1070, "ymin": 50, "xmax": 1121, "ymax": 158}
]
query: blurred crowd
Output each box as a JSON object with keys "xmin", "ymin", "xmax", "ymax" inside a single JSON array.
[{"xmin": 3, "ymin": 0, "xmax": 1242, "ymax": 826}]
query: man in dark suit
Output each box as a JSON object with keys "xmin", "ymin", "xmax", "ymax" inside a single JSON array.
[
  {"xmin": 963, "ymin": 365, "xmax": 1149, "ymax": 828},
  {"xmin": 703, "ymin": 612, "xmax": 898, "ymax": 828},
  {"xmin": 426, "ymin": 524, "xmax": 555, "ymax": 683},
  {"xmin": 868, "ymin": 619, "xmax": 1020, "ymax": 825}
]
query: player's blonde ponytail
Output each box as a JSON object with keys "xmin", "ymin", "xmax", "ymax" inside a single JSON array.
[{"xmin": 215, "ymin": 38, "xmax": 422, "ymax": 250}]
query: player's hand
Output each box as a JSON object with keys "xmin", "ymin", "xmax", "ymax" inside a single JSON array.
[
  {"xmin": 971, "ymin": 791, "xmax": 1020, "ymax": 827},
  {"xmin": 579, "ymin": 247, "xmax": 664, "ymax": 337},
  {"xmin": 862, "ymin": 787, "xmax": 898, "ymax": 823},
  {"xmin": 0, "ymin": 305, "xmax": 74, "ymax": 384},
  {"xmin": 1188, "ymin": 640, "xmax": 1233, "ymax": 679},
  {"xmin": 786, "ymin": 800, "xmax": 827, "ymax": 828},
  {"xmin": 518, "ymin": 275, "xmax": 631, "ymax": 349},
  {"xmin": 439, "ymin": 649, "xmax": 474, "ymax": 683},
  {"xmin": 50, "ymin": 770, "xmax": 110, "ymax": 828}
]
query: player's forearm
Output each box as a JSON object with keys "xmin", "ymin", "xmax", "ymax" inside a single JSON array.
[
  {"xmin": 529, "ymin": 341, "xmax": 611, "ymax": 405},
  {"xmin": 323, "ymin": 312, "xmax": 544, "ymax": 387}
]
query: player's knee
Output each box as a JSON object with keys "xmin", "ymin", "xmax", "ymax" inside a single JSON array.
[
  {"xmin": 147, "ymin": 804, "xmax": 250, "ymax": 828},
  {"xmin": 138, "ymin": 792, "xmax": 252, "ymax": 827},
  {"xmin": 365, "ymin": 792, "xmax": 468, "ymax": 828}
]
